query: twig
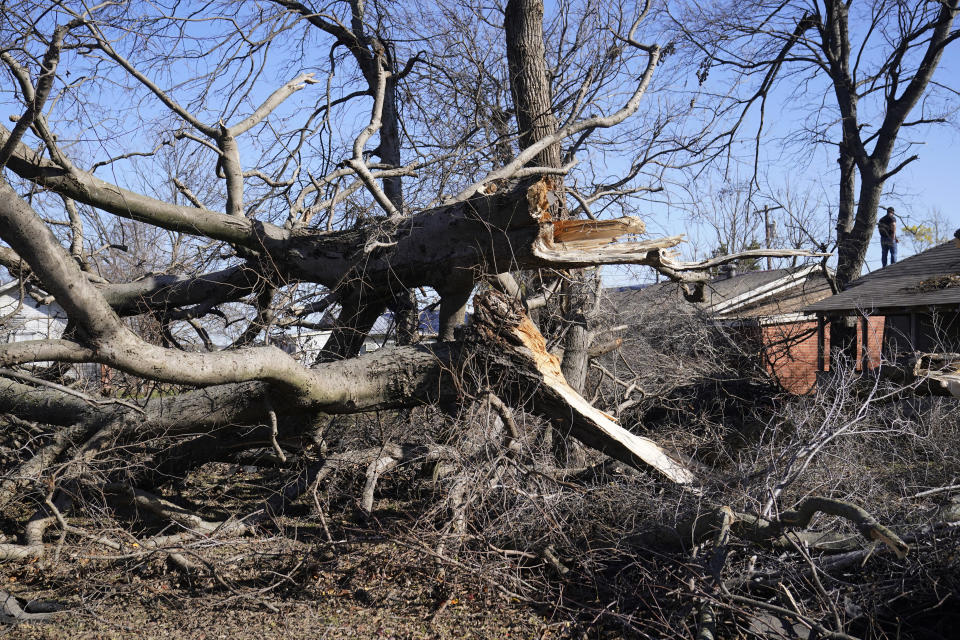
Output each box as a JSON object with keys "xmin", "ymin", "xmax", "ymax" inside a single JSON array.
[
  {"xmin": 265, "ymin": 399, "xmax": 287, "ymax": 464},
  {"xmin": 910, "ymin": 483, "xmax": 960, "ymax": 498}
]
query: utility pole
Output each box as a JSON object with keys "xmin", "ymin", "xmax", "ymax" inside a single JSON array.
[{"xmin": 762, "ymin": 205, "xmax": 784, "ymax": 270}]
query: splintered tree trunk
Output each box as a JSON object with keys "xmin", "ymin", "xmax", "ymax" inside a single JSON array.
[
  {"xmin": 470, "ymin": 291, "xmax": 696, "ymax": 484},
  {"xmin": 504, "ymin": 0, "xmax": 595, "ymax": 397}
]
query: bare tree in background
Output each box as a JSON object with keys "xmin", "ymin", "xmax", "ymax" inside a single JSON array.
[{"xmin": 671, "ymin": 0, "xmax": 960, "ymax": 289}]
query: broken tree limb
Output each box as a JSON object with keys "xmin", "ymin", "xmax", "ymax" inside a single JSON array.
[
  {"xmin": 469, "ymin": 291, "xmax": 697, "ymax": 484},
  {"xmin": 777, "ymin": 497, "xmax": 909, "ymax": 558},
  {"xmin": 913, "ymin": 352, "xmax": 960, "ymax": 397},
  {"xmin": 0, "ymin": 138, "xmax": 826, "ymax": 318},
  {"xmin": 104, "ymin": 484, "xmax": 248, "ymax": 537},
  {"xmin": 588, "ymin": 337, "xmax": 623, "ymax": 358},
  {"xmin": 662, "ymin": 497, "xmax": 909, "ymax": 557}
]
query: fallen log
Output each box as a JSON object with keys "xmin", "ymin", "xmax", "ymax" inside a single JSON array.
[{"xmin": 1, "ymin": 304, "xmax": 696, "ymax": 498}]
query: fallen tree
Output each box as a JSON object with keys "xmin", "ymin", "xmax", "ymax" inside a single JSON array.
[
  {"xmin": 0, "ymin": 0, "xmax": 838, "ymax": 563},
  {"xmin": 2, "ymin": 5, "xmax": 956, "ymax": 637}
]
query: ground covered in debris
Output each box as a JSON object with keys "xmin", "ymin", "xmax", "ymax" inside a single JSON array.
[
  {"xmin": 2, "ymin": 463, "xmax": 553, "ymax": 640},
  {"xmin": 3, "ymin": 440, "xmax": 960, "ymax": 640},
  {"xmin": 4, "ymin": 547, "xmax": 549, "ymax": 640},
  {"xmin": 4, "ymin": 302, "xmax": 960, "ymax": 639}
]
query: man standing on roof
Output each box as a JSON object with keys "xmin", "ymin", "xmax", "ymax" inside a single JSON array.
[{"xmin": 878, "ymin": 207, "xmax": 898, "ymax": 267}]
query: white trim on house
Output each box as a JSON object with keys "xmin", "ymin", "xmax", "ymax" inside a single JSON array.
[
  {"xmin": 714, "ymin": 312, "xmax": 818, "ymax": 328},
  {"xmin": 756, "ymin": 312, "xmax": 818, "ymax": 326},
  {"xmin": 709, "ymin": 264, "xmax": 820, "ymax": 316},
  {"xmin": 0, "ymin": 281, "xmax": 69, "ymax": 342}
]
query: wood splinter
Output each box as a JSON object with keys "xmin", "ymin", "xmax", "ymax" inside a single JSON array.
[{"xmin": 471, "ymin": 291, "xmax": 697, "ymax": 485}]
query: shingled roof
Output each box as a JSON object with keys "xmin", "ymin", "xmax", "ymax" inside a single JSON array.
[
  {"xmin": 611, "ymin": 264, "xmax": 833, "ymax": 322},
  {"xmin": 806, "ymin": 240, "xmax": 960, "ymax": 314}
]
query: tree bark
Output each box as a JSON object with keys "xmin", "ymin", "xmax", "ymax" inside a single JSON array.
[
  {"xmin": 504, "ymin": 0, "xmax": 562, "ymax": 170},
  {"xmin": 835, "ymin": 136, "xmax": 856, "ymax": 251},
  {"xmin": 504, "ymin": 0, "xmax": 595, "ymax": 395},
  {"xmin": 836, "ymin": 171, "xmax": 884, "ymax": 289},
  {"xmin": 559, "ymin": 272, "xmax": 598, "ymax": 395}
]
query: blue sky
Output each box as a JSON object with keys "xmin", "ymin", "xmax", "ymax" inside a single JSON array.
[
  {"xmin": 601, "ymin": 9, "xmax": 960, "ymax": 287},
  {"xmin": 3, "ymin": 0, "xmax": 957, "ymax": 292}
]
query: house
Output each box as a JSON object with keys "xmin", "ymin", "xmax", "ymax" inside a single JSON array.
[
  {"xmin": 280, "ymin": 307, "xmax": 447, "ymax": 361},
  {"xmin": 0, "ymin": 280, "xmax": 69, "ymax": 342},
  {"xmin": 805, "ymin": 238, "xmax": 960, "ymax": 389},
  {"xmin": 361, "ymin": 308, "xmax": 445, "ymax": 351},
  {"xmin": 0, "ymin": 280, "xmax": 101, "ymax": 383},
  {"xmin": 614, "ymin": 264, "xmax": 835, "ymax": 394}
]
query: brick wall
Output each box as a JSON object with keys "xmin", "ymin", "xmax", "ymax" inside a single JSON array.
[
  {"xmin": 862, "ymin": 315, "xmax": 885, "ymax": 368},
  {"xmin": 760, "ymin": 321, "xmax": 821, "ymax": 394},
  {"xmin": 758, "ymin": 315, "xmax": 886, "ymax": 395}
]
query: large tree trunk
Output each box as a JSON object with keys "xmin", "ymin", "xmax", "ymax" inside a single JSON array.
[
  {"xmin": 836, "ymin": 168, "xmax": 884, "ymax": 289},
  {"xmin": 504, "ymin": 0, "xmax": 562, "ymax": 170},
  {"xmin": 835, "ymin": 136, "xmax": 856, "ymax": 255},
  {"xmin": 378, "ymin": 65, "xmax": 419, "ymax": 346},
  {"xmin": 559, "ymin": 271, "xmax": 598, "ymax": 394},
  {"xmin": 504, "ymin": 0, "xmax": 595, "ymax": 396},
  {"xmin": 830, "ymin": 170, "xmax": 886, "ymax": 361}
]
